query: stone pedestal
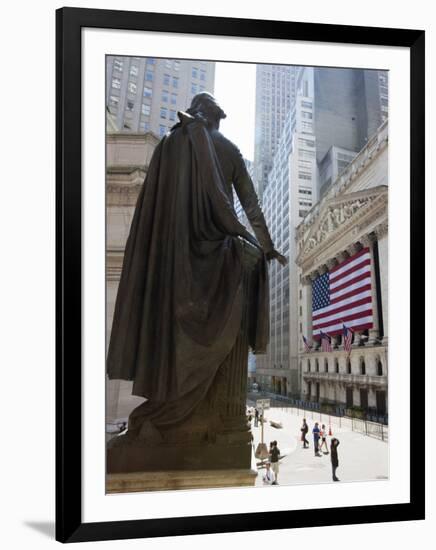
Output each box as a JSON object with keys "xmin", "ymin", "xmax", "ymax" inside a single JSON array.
[{"xmin": 106, "ymin": 468, "xmax": 258, "ymax": 493}]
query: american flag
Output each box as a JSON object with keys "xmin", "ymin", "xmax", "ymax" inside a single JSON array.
[
  {"xmin": 312, "ymin": 248, "xmax": 373, "ymax": 339},
  {"xmin": 343, "ymin": 324, "xmax": 354, "ymax": 355},
  {"xmin": 302, "ymin": 335, "xmax": 312, "ymax": 353},
  {"xmin": 320, "ymin": 330, "xmax": 333, "ymax": 352}
]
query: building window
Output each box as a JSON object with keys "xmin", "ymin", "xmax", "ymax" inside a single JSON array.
[
  {"xmin": 174, "ymin": 60, "xmax": 180, "ymax": 71},
  {"xmin": 160, "ymin": 107, "xmax": 167, "ymax": 119},
  {"xmin": 360, "ymin": 358, "xmax": 366, "ymax": 375},
  {"xmin": 335, "ymin": 358, "xmax": 339, "ymax": 373},
  {"xmin": 141, "ymin": 103, "xmax": 151, "ymax": 116},
  {"xmin": 162, "ymin": 90, "xmax": 169, "ymax": 103},
  {"xmin": 126, "ymin": 100, "xmax": 134, "ymax": 112},
  {"xmin": 113, "ymin": 59, "xmax": 123, "ymax": 72},
  {"xmin": 163, "ymin": 74, "xmax": 170, "ymax": 86},
  {"xmin": 192, "ymin": 67, "xmax": 198, "ymax": 79},
  {"xmin": 169, "ymin": 110, "xmax": 176, "ymax": 121},
  {"xmin": 143, "ymin": 86, "xmax": 152, "ymax": 98},
  {"xmin": 128, "ymin": 82, "xmax": 137, "ymax": 94},
  {"xmin": 316, "ymin": 359, "xmax": 319, "ymax": 372},
  {"xmin": 171, "ymin": 93, "xmax": 177, "ymax": 105},
  {"xmin": 109, "ymin": 95, "xmax": 119, "ymax": 107},
  {"xmin": 346, "ymin": 358, "xmax": 351, "ymax": 374},
  {"xmin": 298, "ymin": 172, "xmax": 312, "ymax": 181},
  {"xmin": 301, "ymin": 111, "xmax": 313, "ymax": 119},
  {"xmin": 301, "ymin": 100, "xmax": 312, "ymax": 108},
  {"xmin": 159, "ymin": 125, "xmax": 166, "ymax": 137},
  {"xmin": 129, "ymin": 65, "xmax": 138, "ymax": 77},
  {"xmin": 139, "ymin": 121, "xmax": 150, "ymax": 132},
  {"xmin": 191, "ymin": 83, "xmax": 198, "ymax": 94},
  {"xmin": 200, "ymin": 69, "xmax": 206, "ymax": 81},
  {"xmin": 111, "ymin": 77, "xmax": 121, "ymax": 89},
  {"xmin": 308, "ymin": 360, "xmax": 311, "ymax": 372},
  {"xmin": 298, "ymin": 138, "xmax": 315, "ymax": 148},
  {"xmin": 145, "ymin": 71, "xmax": 153, "ymax": 82},
  {"xmin": 377, "ymin": 359, "xmax": 383, "ymax": 376},
  {"xmin": 172, "ymin": 76, "xmax": 179, "ymax": 88},
  {"xmin": 165, "ymin": 59, "xmax": 172, "ymax": 68},
  {"xmin": 147, "ymin": 57, "xmax": 155, "ymax": 64}
]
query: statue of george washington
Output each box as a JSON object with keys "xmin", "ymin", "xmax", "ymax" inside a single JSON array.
[{"xmin": 106, "ymin": 92, "xmax": 286, "ymax": 472}]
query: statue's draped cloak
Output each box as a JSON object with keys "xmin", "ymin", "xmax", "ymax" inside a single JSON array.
[{"xmin": 107, "ymin": 114, "xmax": 269, "ymax": 430}]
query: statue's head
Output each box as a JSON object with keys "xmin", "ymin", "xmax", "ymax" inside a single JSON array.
[{"xmin": 186, "ymin": 92, "xmax": 227, "ymax": 129}]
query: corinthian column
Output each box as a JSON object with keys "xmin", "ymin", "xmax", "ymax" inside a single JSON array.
[{"xmin": 360, "ymin": 233, "xmax": 381, "ymax": 345}]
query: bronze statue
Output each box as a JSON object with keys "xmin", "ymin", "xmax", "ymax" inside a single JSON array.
[{"xmin": 107, "ymin": 92, "xmax": 286, "ymax": 472}]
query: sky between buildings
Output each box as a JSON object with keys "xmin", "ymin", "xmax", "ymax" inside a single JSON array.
[{"xmin": 214, "ymin": 61, "xmax": 256, "ymax": 161}]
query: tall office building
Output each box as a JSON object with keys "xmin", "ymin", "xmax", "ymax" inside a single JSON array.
[
  {"xmin": 255, "ymin": 68, "xmax": 318, "ymax": 397},
  {"xmin": 106, "ymin": 57, "xmax": 215, "ymax": 136},
  {"xmin": 255, "ymin": 66, "xmax": 388, "ymax": 398},
  {"xmin": 308, "ymin": 66, "xmax": 389, "ymax": 196},
  {"xmin": 253, "ymin": 64, "xmax": 297, "ymax": 200}
]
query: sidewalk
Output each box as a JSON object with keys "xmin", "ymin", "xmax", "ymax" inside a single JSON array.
[{"xmin": 250, "ymin": 406, "xmax": 389, "ymax": 487}]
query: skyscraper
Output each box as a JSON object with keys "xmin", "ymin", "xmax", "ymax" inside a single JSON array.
[
  {"xmin": 106, "ymin": 57, "xmax": 215, "ymax": 136},
  {"xmin": 253, "ymin": 64, "xmax": 297, "ymax": 200}
]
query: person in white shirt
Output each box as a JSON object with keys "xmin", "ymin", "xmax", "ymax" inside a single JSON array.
[{"xmin": 262, "ymin": 461, "xmax": 276, "ymax": 485}]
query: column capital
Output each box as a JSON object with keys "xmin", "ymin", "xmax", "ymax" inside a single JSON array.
[
  {"xmin": 326, "ymin": 258, "xmax": 338, "ymax": 270},
  {"xmin": 309, "ymin": 270, "xmax": 320, "ymax": 281},
  {"xmin": 336, "ymin": 250, "xmax": 349, "ymax": 264},
  {"xmin": 346, "ymin": 242, "xmax": 361, "ymax": 256},
  {"xmin": 360, "ymin": 232, "xmax": 377, "ymax": 248},
  {"xmin": 318, "ymin": 264, "xmax": 329, "ymax": 275},
  {"xmin": 375, "ymin": 222, "xmax": 388, "ymax": 239},
  {"xmin": 301, "ymin": 274, "xmax": 312, "ymax": 285}
]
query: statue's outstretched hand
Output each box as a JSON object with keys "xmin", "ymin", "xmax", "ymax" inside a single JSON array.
[{"xmin": 266, "ymin": 249, "xmax": 288, "ymax": 267}]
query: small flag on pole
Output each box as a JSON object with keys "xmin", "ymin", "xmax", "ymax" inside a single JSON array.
[
  {"xmin": 343, "ymin": 324, "xmax": 354, "ymax": 356},
  {"xmin": 302, "ymin": 335, "xmax": 312, "ymax": 353},
  {"xmin": 320, "ymin": 330, "xmax": 333, "ymax": 352}
]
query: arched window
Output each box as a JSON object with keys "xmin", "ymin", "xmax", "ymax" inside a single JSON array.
[
  {"xmin": 335, "ymin": 358, "xmax": 339, "ymax": 373},
  {"xmin": 346, "ymin": 358, "xmax": 351, "ymax": 374},
  {"xmin": 308, "ymin": 360, "xmax": 311, "ymax": 372},
  {"xmin": 360, "ymin": 357, "xmax": 366, "ymax": 375},
  {"xmin": 316, "ymin": 359, "xmax": 319, "ymax": 372},
  {"xmin": 377, "ymin": 359, "xmax": 383, "ymax": 376},
  {"xmin": 324, "ymin": 358, "xmax": 328, "ymax": 373}
]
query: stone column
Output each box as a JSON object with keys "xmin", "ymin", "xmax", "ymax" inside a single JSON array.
[
  {"xmin": 376, "ymin": 223, "xmax": 389, "ymax": 345},
  {"xmin": 361, "ymin": 233, "xmax": 381, "ymax": 345}
]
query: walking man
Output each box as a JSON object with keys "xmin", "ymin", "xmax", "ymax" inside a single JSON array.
[
  {"xmin": 313, "ymin": 422, "xmax": 322, "ymax": 456},
  {"xmin": 254, "ymin": 408, "xmax": 259, "ymax": 427},
  {"xmin": 330, "ymin": 438, "xmax": 340, "ymax": 481},
  {"xmin": 301, "ymin": 418, "xmax": 309, "ymax": 448}
]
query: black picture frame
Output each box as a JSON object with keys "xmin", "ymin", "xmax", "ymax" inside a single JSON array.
[{"xmin": 56, "ymin": 6, "xmax": 425, "ymax": 543}]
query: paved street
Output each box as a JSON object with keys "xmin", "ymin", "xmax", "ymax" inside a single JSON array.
[{"xmin": 249, "ymin": 406, "xmax": 389, "ymax": 486}]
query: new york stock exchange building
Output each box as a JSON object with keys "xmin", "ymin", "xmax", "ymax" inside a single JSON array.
[{"xmin": 295, "ymin": 121, "xmax": 388, "ymax": 421}]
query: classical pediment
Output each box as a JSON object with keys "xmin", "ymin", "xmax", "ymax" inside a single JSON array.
[{"xmin": 296, "ymin": 185, "xmax": 388, "ymax": 267}]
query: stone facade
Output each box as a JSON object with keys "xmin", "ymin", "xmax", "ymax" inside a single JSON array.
[
  {"xmin": 295, "ymin": 120, "xmax": 388, "ymax": 416},
  {"xmin": 106, "ymin": 131, "xmax": 160, "ymax": 423}
]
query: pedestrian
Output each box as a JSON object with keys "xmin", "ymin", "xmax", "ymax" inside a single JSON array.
[
  {"xmin": 301, "ymin": 418, "xmax": 309, "ymax": 448},
  {"xmin": 269, "ymin": 440, "xmax": 281, "ymax": 484},
  {"xmin": 254, "ymin": 408, "xmax": 259, "ymax": 427},
  {"xmin": 262, "ymin": 461, "xmax": 276, "ymax": 485},
  {"xmin": 319, "ymin": 423, "xmax": 329, "ymax": 454},
  {"xmin": 312, "ymin": 422, "xmax": 322, "ymax": 456},
  {"xmin": 330, "ymin": 437, "xmax": 340, "ymax": 481}
]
